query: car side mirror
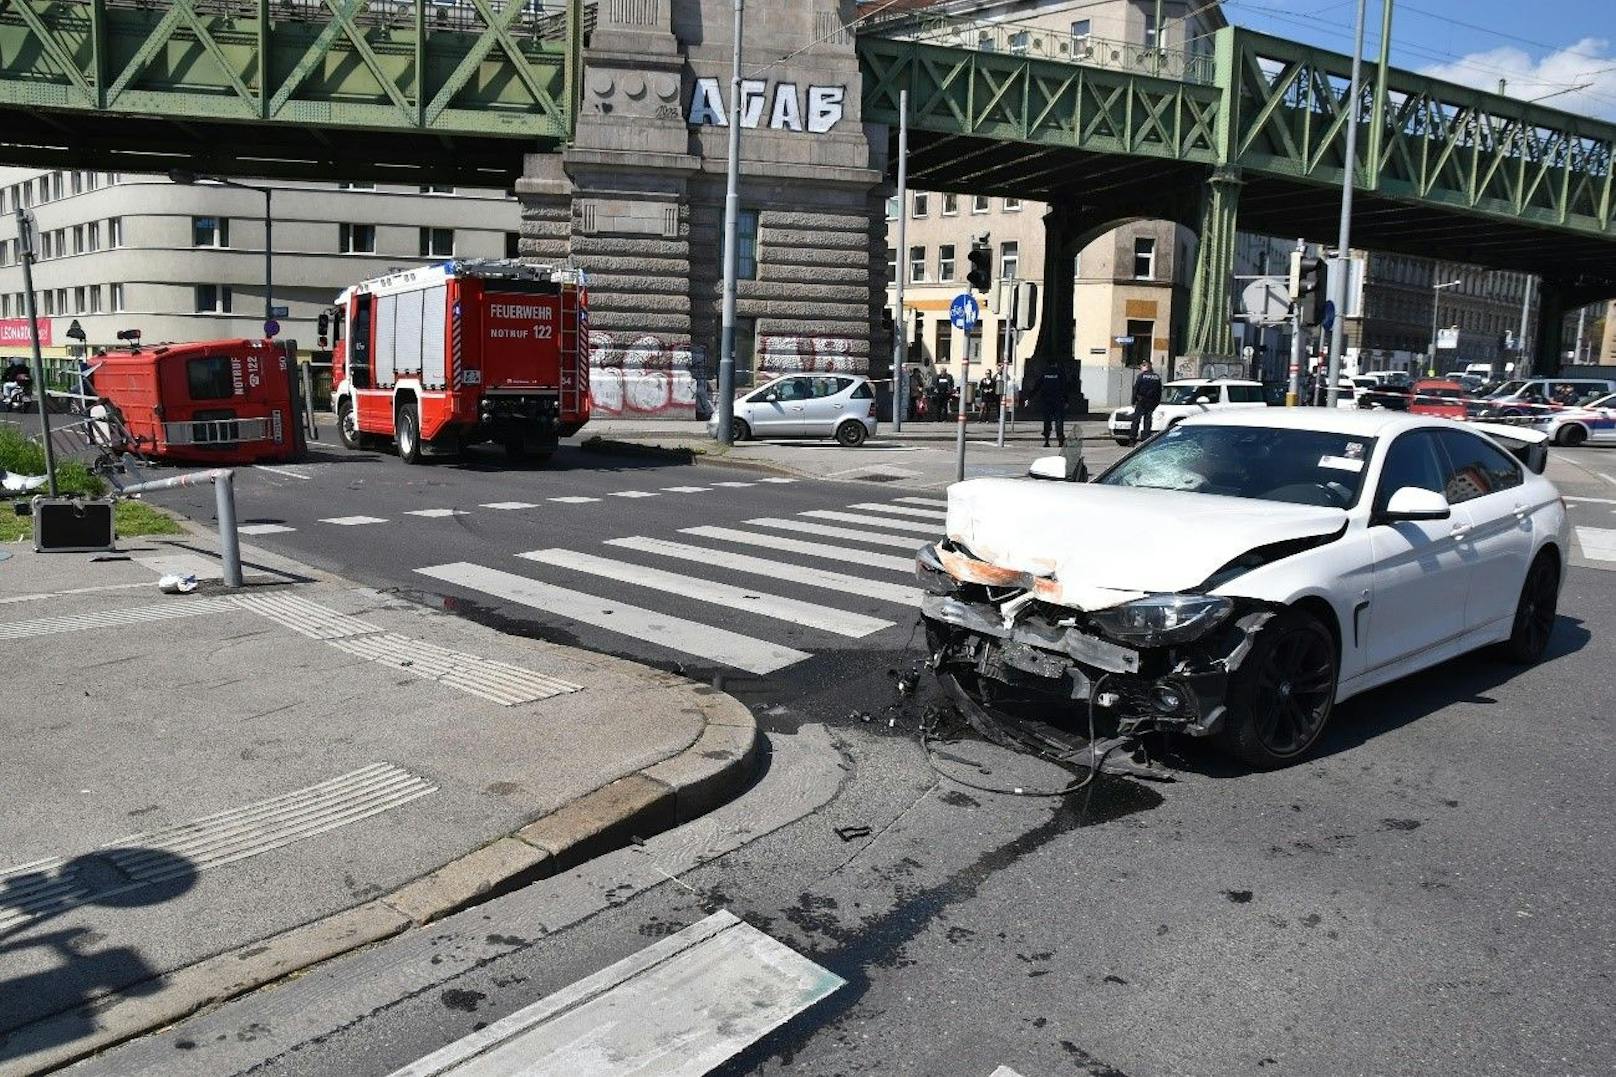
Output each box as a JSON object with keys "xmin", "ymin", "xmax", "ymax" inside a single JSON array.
[
  {"xmin": 1380, "ymin": 487, "xmax": 1451, "ymax": 523},
  {"xmin": 1027, "ymin": 453, "xmax": 1087, "ymax": 482},
  {"xmin": 763, "ymin": 392, "xmax": 779, "ymax": 403},
  {"xmin": 1194, "ymin": 396, "xmax": 1211, "ymax": 404}
]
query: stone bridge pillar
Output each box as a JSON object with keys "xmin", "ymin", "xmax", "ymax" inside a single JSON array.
[
  {"xmin": 1184, "ymin": 167, "xmax": 1243, "ymax": 365},
  {"xmin": 1028, "ymin": 204, "xmax": 1077, "ymax": 392}
]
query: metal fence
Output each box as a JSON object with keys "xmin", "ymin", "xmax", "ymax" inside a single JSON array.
[{"xmin": 92, "ymin": 0, "xmax": 588, "ymax": 41}]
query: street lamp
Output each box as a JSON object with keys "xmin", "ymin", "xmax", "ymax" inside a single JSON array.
[
  {"xmin": 1427, "ymin": 278, "xmax": 1462, "ymax": 375},
  {"xmin": 168, "ymin": 169, "xmax": 275, "ymax": 332}
]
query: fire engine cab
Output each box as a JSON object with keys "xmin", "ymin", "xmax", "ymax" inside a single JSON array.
[
  {"xmin": 90, "ymin": 337, "xmax": 306, "ymax": 465},
  {"xmin": 327, "ymin": 260, "xmax": 590, "ymax": 463}
]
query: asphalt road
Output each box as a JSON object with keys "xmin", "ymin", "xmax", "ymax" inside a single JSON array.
[{"xmin": 83, "ymin": 433, "xmax": 1616, "ymax": 1077}]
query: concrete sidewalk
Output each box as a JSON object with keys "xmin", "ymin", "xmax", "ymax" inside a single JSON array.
[
  {"xmin": 0, "ymin": 532, "xmax": 757, "ymax": 1074},
  {"xmin": 580, "ymin": 418, "xmax": 1126, "ymax": 488}
]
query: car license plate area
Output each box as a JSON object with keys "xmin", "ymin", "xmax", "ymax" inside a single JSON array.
[{"xmin": 1064, "ymin": 629, "xmax": 1140, "ymax": 674}]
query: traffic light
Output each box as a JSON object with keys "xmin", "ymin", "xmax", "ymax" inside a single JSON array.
[
  {"xmin": 966, "ymin": 235, "xmax": 992, "ymax": 294},
  {"xmin": 1288, "ymin": 249, "xmax": 1328, "ymax": 326}
]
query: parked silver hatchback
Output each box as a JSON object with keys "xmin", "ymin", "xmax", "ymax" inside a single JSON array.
[{"xmin": 712, "ymin": 373, "xmax": 879, "ymax": 446}]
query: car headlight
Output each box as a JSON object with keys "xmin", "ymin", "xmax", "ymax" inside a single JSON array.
[{"xmin": 1087, "ymin": 594, "xmax": 1233, "ymax": 647}]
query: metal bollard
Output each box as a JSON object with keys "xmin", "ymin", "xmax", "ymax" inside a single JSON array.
[{"xmin": 117, "ymin": 467, "xmax": 244, "ymax": 589}]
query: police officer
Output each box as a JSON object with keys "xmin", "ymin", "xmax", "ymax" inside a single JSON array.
[
  {"xmin": 1129, "ymin": 359, "xmax": 1164, "ymax": 443},
  {"xmin": 1025, "ymin": 360, "xmax": 1068, "ymax": 447},
  {"xmin": 932, "ymin": 367, "xmax": 956, "ymax": 422}
]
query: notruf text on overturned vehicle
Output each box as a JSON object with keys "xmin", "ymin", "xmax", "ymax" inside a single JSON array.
[{"xmin": 917, "ymin": 411, "xmax": 1569, "ymax": 770}]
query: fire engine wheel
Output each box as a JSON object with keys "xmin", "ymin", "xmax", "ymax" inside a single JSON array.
[
  {"xmin": 396, "ymin": 403, "xmax": 424, "ymax": 465},
  {"xmin": 337, "ymin": 400, "xmax": 362, "ymax": 450}
]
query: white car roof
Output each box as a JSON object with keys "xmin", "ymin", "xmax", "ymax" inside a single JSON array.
[{"xmin": 1165, "ymin": 378, "xmax": 1262, "ymax": 386}]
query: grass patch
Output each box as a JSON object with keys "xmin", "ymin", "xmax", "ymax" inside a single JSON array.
[{"xmin": 1, "ymin": 426, "xmax": 183, "ymax": 541}]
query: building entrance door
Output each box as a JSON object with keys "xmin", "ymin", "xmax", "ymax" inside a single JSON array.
[{"xmin": 1125, "ymin": 319, "xmax": 1153, "ymax": 368}]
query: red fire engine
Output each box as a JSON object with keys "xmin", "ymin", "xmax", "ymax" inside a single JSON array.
[
  {"xmin": 89, "ymin": 337, "xmax": 307, "ymax": 465},
  {"xmin": 327, "ymin": 260, "xmax": 590, "ymax": 463}
]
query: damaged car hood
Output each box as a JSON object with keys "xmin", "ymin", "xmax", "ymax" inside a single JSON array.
[{"xmin": 945, "ymin": 479, "xmax": 1347, "ymax": 607}]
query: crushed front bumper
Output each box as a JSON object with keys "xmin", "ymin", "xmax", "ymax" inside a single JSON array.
[{"xmin": 917, "ymin": 542, "xmax": 1273, "ymax": 739}]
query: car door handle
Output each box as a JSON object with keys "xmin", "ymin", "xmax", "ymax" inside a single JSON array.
[
  {"xmin": 1450, "ymin": 523, "xmax": 1470, "ymax": 541},
  {"xmin": 1512, "ymin": 503, "xmax": 1529, "ymax": 521}
]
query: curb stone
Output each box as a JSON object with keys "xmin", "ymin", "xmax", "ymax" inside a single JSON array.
[{"xmin": 1, "ymin": 642, "xmax": 759, "ymax": 1077}]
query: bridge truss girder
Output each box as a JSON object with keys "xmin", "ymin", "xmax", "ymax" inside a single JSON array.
[{"xmin": 0, "ymin": 0, "xmax": 580, "ymax": 184}]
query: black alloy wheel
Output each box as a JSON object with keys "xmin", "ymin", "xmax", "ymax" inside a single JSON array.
[
  {"xmin": 1222, "ymin": 610, "xmax": 1338, "ymax": 768},
  {"xmin": 1502, "ymin": 554, "xmax": 1559, "ymax": 664},
  {"xmin": 836, "ymin": 420, "xmax": 868, "ymax": 447},
  {"xmin": 338, "ymin": 399, "xmax": 361, "ymax": 450},
  {"xmin": 731, "ymin": 418, "xmax": 750, "ymax": 442}
]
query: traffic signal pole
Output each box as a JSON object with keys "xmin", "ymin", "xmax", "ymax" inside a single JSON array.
[
  {"xmin": 892, "ymin": 89, "xmax": 908, "ymax": 433},
  {"xmin": 1325, "ymin": 0, "xmax": 1370, "ymax": 408},
  {"xmin": 14, "ymin": 207, "xmax": 58, "ymax": 495}
]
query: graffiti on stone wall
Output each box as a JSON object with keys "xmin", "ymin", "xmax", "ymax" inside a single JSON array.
[
  {"xmin": 755, "ymin": 336, "xmax": 860, "ymax": 376},
  {"xmin": 589, "ymin": 332, "xmax": 713, "ymax": 420}
]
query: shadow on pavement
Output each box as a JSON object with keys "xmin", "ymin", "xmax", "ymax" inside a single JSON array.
[
  {"xmin": 0, "ymin": 848, "xmax": 199, "ymax": 1064},
  {"xmin": 1171, "ymin": 614, "xmax": 1593, "ymax": 778}
]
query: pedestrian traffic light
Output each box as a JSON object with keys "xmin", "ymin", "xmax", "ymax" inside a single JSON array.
[
  {"xmin": 966, "ymin": 235, "xmax": 992, "ymax": 294},
  {"xmin": 1288, "ymin": 250, "xmax": 1328, "ymax": 326}
]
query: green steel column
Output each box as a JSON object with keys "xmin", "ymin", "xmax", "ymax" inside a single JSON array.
[
  {"xmin": 258, "ymin": 0, "xmax": 269, "ymax": 119},
  {"xmin": 1186, "ymin": 167, "xmax": 1243, "ymax": 359},
  {"xmin": 1367, "ymin": 0, "xmax": 1393, "ymax": 189},
  {"xmin": 415, "ymin": 0, "xmax": 425, "ymax": 127}
]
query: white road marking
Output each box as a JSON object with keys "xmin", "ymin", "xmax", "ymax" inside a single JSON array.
[
  {"xmin": 800, "ymin": 509, "xmax": 943, "ymax": 535},
  {"xmin": 845, "ymin": 501, "xmax": 948, "ymax": 520},
  {"xmin": 745, "ymin": 517, "xmax": 925, "ymax": 550},
  {"xmin": 238, "ymin": 523, "xmax": 296, "ymax": 535},
  {"xmin": 481, "ymin": 501, "xmax": 539, "ymax": 510},
  {"xmin": 1563, "ymin": 495, "xmax": 1616, "ymax": 505},
  {"xmin": 606, "ymin": 536, "xmax": 923, "ymax": 606},
  {"xmin": 894, "ymin": 496, "xmax": 948, "ymax": 508},
  {"xmin": 609, "ymin": 490, "xmax": 660, "ymax": 499},
  {"xmin": 320, "ymin": 515, "xmax": 388, "ymax": 526},
  {"xmin": 253, "ymin": 464, "xmax": 311, "ymax": 480},
  {"xmin": 517, "ymin": 549, "xmax": 892, "ymax": 638},
  {"xmin": 414, "ymin": 563, "xmax": 810, "ymax": 674},
  {"xmin": 711, "ymin": 481, "xmax": 756, "ymax": 487},
  {"xmin": 680, "ymin": 526, "xmax": 918, "ymax": 572},
  {"xmin": 755, "ymin": 477, "xmax": 796, "ymax": 484},
  {"xmin": 386, "ymin": 910, "xmax": 843, "ymax": 1077},
  {"xmin": 548, "ymin": 496, "xmax": 600, "ymax": 504},
  {"xmin": 1575, "ymin": 526, "xmax": 1616, "ymax": 562},
  {"xmin": 663, "ymin": 485, "xmax": 711, "ymax": 493},
  {"xmin": 405, "ymin": 508, "xmax": 469, "ymax": 518}
]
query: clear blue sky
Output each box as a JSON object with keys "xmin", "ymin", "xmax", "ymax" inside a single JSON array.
[{"xmin": 1220, "ymin": 0, "xmax": 1616, "ymax": 118}]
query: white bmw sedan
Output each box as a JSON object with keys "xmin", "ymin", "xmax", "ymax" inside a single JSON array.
[{"xmin": 918, "ymin": 409, "xmax": 1568, "ymax": 768}]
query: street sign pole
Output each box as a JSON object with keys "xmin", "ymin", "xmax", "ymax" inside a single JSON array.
[
  {"xmin": 1326, "ymin": 0, "xmax": 1370, "ymax": 408},
  {"xmin": 14, "ymin": 208, "xmax": 57, "ymax": 496},
  {"xmin": 1287, "ymin": 307, "xmax": 1303, "ymax": 407},
  {"xmin": 892, "ymin": 88, "xmax": 908, "ymax": 433}
]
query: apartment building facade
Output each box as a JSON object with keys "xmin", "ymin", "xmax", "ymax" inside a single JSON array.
[
  {"xmin": 0, "ymin": 167, "xmax": 519, "ymax": 359},
  {"xmin": 1343, "ymin": 252, "xmax": 1537, "ymax": 376}
]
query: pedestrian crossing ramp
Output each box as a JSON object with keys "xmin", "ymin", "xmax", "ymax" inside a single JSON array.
[{"xmin": 416, "ymin": 497, "xmax": 949, "ymax": 676}]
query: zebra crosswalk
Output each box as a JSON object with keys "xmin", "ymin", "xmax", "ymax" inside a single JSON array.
[{"xmin": 415, "ymin": 496, "xmax": 945, "ymax": 676}]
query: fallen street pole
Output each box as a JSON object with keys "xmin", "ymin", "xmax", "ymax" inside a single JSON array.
[{"xmin": 118, "ymin": 468, "xmax": 243, "ymax": 588}]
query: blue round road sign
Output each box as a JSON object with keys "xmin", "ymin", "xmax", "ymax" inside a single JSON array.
[
  {"xmin": 1321, "ymin": 300, "xmax": 1336, "ymax": 331},
  {"xmin": 950, "ymin": 293, "xmax": 981, "ymax": 331},
  {"xmin": 264, "ymin": 318, "xmax": 281, "ymax": 338}
]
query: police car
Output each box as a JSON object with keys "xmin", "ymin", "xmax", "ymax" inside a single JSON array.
[{"xmin": 1107, "ymin": 378, "xmax": 1268, "ymax": 444}]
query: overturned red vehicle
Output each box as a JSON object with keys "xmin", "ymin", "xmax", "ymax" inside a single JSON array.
[{"xmin": 90, "ymin": 338, "xmax": 307, "ymax": 465}]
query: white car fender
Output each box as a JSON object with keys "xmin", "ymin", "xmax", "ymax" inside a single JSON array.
[{"xmin": 1208, "ymin": 521, "xmax": 1370, "ymax": 658}]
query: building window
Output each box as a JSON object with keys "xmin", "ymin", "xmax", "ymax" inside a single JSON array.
[
  {"xmin": 71, "ymin": 171, "xmax": 83, "ymax": 195},
  {"xmin": 43, "ymin": 291, "xmax": 54, "ymax": 315},
  {"xmin": 505, "ymin": 231, "xmax": 520, "ymax": 258},
  {"xmin": 1072, "ymin": 18, "xmax": 1091, "ymax": 42},
  {"xmin": 54, "ymin": 288, "xmax": 66, "ymax": 313},
  {"xmin": 1144, "ymin": 11, "xmax": 1158, "ymax": 47},
  {"xmin": 418, "ymin": 185, "xmax": 454, "ymax": 194},
  {"xmin": 340, "ymin": 223, "xmax": 377, "ymax": 253},
  {"xmin": 108, "ymin": 217, "xmax": 123, "ymax": 247},
  {"xmin": 939, "ymin": 243, "xmax": 956, "ymax": 281},
  {"xmin": 972, "ymin": 194, "xmax": 990, "ymax": 214},
  {"xmin": 87, "ymin": 221, "xmax": 99, "ymax": 252},
  {"xmin": 1003, "ymin": 198, "xmax": 1022, "ymax": 212},
  {"xmin": 419, "ymin": 227, "xmax": 455, "ymax": 258},
  {"xmin": 912, "ymin": 193, "xmax": 929, "ymax": 218},
  {"xmin": 74, "ymin": 286, "xmax": 85, "ymax": 313},
  {"xmin": 942, "ymin": 193, "xmax": 959, "ymax": 216},
  {"xmin": 1008, "ymin": 30, "xmax": 1029, "ymax": 55},
  {"xmin": 195, "ymin": 284, "xmax": 233, "ymax": 313},
  {"xmin": 88, "ymin": 285, "xmax": 102, "ymax": 314},
  {"xmin": 1133, "ymin": 236, "xmax": 1156, "ymax": 279},
  {"xmin": 111, "ymin": 283, "xmax": 125, "ymax": 312},
  {"xmin": 1000, "ymin": 241, "xmax": 1019, "ymax": 280},
  {"xmin": 910, "ymin": 245, "xmax": 928, "ymax": 284},
  {"xmin": 337, "ymin": 182, "xmax": 374, "ymax": 191},
  {"xmin": 886, "ymin": 247, "xmax": 897, "ymax": 281},
  {"xmin": 885, "ymin": 195, "xmax": 898, "ymax": 220},
  {"xmin": 51, "ymin": 172, "xmax": 64, "ymax": 200},
  {"xmin": 192, "ymin": 216, "xmax": 229, "ymax": 248},
  {"xmin": 40, "ymin": 232, "xmax": 52, "ymax": 259},
  {"xmin": 735, "ymin": 209, "xmax": 759, "ymax": 280},
  {"xmin": 0, "ymin": 295, "xmax": 8, "ymax": 317}
]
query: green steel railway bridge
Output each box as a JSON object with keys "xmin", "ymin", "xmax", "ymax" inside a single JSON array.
[{"xmin": 3, "ymin": 0, "xmax": 1613, "ymax": 367}]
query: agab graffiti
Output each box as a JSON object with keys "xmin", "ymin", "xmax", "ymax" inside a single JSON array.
[{"xmin": 588, "ymin": 332, "xmax": 863, "ymax": 419}]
